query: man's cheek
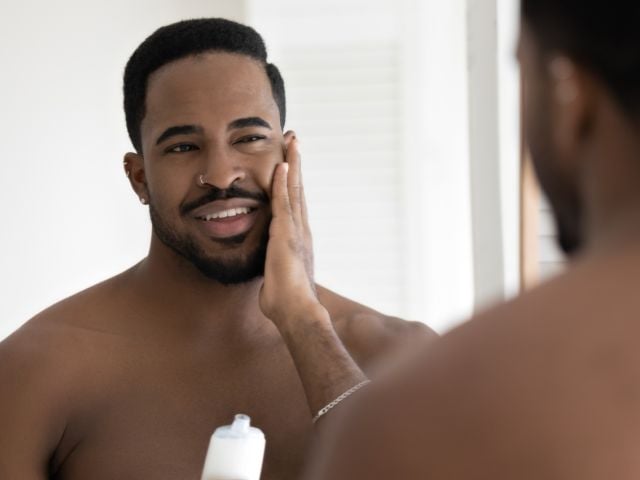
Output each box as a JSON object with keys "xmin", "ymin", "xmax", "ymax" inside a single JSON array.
[{"xmin": 255, "ymin": 150, "xmax": 284, "ymax": 196}]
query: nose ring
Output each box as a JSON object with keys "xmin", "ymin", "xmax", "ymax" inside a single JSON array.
[{"xmin": 198, "ymin": 174, "xmax": 207, "ymax": 187}]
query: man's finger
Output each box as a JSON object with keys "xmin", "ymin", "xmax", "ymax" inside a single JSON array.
[
  {"xmin": 286, "ymin": 137, "xmax": 303, "ymax": 226},
  {"xmin": 271, "ymin": 162, "xmax": 293, "ymax": 220},
  {"xmin": 289, "ymin": 141, "xmax": 311, "ymax": 240},
  {"xmin": 300, "ymin": 176, "xmax": 311, "ymax": 235}
]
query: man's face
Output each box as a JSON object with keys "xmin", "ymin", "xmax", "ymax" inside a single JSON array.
[
  {"xmin": 519, "ymin": 24, "xmax": 584, "ymax": 255},
  {"xmin": 138, "ymin": 52, "xmax": 285, "ymax": 283}
]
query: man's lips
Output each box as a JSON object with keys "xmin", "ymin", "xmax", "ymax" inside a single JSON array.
[
  {"xmin": 190, "ymin": 199, "xmax": 264, "ymax": 239},
  {"xmin": 190, "ymin": 198, "xmax": 263, "ymax": 218}
]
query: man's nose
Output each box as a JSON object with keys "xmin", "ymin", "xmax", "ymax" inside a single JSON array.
[{"xmin": 198, "ymin": 147, "xmax": 246, "ymax": 189}]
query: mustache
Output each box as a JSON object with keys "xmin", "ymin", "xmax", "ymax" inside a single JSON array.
[{"xmin": 180, "ymin": 184, "xmax": 269, "ymax": 216}]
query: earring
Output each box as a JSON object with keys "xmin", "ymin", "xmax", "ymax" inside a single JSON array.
[{"xmin": 140, "ymin": 197, "xmax": 148, "ymax": 205}]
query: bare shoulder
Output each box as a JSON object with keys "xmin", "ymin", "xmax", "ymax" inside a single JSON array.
[
  {"xmin": 0, "ymin": 291, "xmax": 98, "ymax": 476},
  {"xmin": 309, "ymin": 260, "xmax": 640, "ymax": 479},
  {"xmin": 0, "ymin": 280, "xmax": 107, "ymax": 387},
  {"xmin": 0, "ymin": 270, "xmax": 130, "ymax": 396},
  {"xmin": 0, "ymin": 271, "xmax": 134, "ymax": 477},
  {"xmin": 316, "ymin": 285, "xmax": 437, "ymax": 371},
  {"xmin": 0, "ymin": 325, "xmax": 63, "ymax": 478}
]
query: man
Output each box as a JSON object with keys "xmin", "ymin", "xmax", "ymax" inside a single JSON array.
[
  {"xmin": 0, "ymin": 19, "xmax": 433, "ymax": 480},
  {"xmin": 307, "ymin": 1, "xmax": 640, "ymax": 478}
]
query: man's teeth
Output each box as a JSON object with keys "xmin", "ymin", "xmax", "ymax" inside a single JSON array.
[{"xmin": 201, "ymin": 207, "xmax": 252, "ymax": 221}]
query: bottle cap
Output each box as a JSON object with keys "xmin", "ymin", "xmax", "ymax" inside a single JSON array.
[{"xmin": 201, "ymin": 414, "xmax": 266, "ymax": 480}]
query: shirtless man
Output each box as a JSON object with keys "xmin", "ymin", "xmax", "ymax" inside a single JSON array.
[
  {"xmin": 0, "ymin": 19, "xmax": 433, "ymax": 480},
  {"xmin": 307, "ymin": 1, "xmax": 640, "ymax": 478}
]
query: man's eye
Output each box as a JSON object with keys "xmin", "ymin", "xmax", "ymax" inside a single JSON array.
[
  {"xmin": 235, "ymin": 135, "xmax": 266, "ymax": 144},
  {"xmin": 167, "ymin": 144, "xmax": 198, "ymax": 153}
]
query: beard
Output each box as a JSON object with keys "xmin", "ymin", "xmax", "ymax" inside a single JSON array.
[
  {"xmin": 530, "ymin": 140, "xmax": 585, "ymax": 256},
  {"xmin": 148, "ymin": 186, "xmax": 270, "ymax": 285},
  {"xmin": 526, "ymin": 84, "xmax": 584, "ymax": 257},
  {"xmin": 532, "ymin": 173, "xmax": 584, "ymax": 256},
  {"xmin": 551, "ymin": 194, "xmax": 583, "ymax": 256}
]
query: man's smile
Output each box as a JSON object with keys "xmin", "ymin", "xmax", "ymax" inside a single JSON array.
[
  {"xmin": 190, "ymin": 198, "xmax": 263, "ymax": 239},
  {"xmin": 198, "ymin": 206, "xmax": 253, "ymax": 221}
]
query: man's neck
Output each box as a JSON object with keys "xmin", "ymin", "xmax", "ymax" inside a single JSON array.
[
  {"xmin": 583, "ymin": 123, "xmax": 640, "ymax": 258},
  {"xmin": 127, "ymin": 237, "xmax": 269, "ymax": 339},
  {"xmin": 586, "ymin": 205, "xmax": 640, "ymax": 259}
]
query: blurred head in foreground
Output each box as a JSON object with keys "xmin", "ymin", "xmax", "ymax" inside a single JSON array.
[{"xmin": 520, "ymin": 1, "xmax": 640, "ymax": 255}]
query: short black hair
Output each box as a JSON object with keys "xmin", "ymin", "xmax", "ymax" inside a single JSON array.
[
  {"xmin": 522, "ymin": 1, "xmax": 640, "ymax": 119},
  {"xmin": 123, "ymin": 18, "xmax": 286, "ymax": 153}
]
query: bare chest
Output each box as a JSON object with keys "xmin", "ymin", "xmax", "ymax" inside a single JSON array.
[{"xmin": 52, "ymin": 339, "xmax": 313, "ymax": 480}]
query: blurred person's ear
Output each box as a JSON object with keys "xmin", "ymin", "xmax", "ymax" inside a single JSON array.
[{"xmin": 547, "ymin": 56, "xmax": 597, "ymax": 172}]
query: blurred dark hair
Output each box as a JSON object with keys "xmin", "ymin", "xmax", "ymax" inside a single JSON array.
[{"xmin": 522, "ymin": 1, "xmax": 640, "ymax": 118}]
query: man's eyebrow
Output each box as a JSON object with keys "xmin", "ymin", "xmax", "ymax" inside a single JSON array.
[
  {"xmin": 155, "ymin": 125, "xmax": 204, "ymax": 145},
  {"xmin": 227, "ymin": 117, "xmax": 272, "ymax": 131}
]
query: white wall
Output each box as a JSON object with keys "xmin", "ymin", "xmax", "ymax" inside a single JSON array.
[
  {"xmin": 466, "ymin": 0, "xmax": 522, "ymax": 312},
  {"xmin": 497, "ymin": 0, "xmax": 522, "ymax": 300},
  {"xmin": 0, "ymin": 0, "xmax": 246, "ymax": 340},
  {"xmin": 400, "ymin": 0, "xmax": 475, "ymax": 331}
]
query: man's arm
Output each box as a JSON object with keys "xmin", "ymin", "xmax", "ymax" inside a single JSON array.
[
  {"xmin": 302, "ymin": 341, "xmax": 445, "ymax": 480},
  {"xmin": 0, "ymin": 330, "xmax": 65, "ymax": 479},
  {"xmin": 321, "ymin": 300, "xmax": 438, "ymax": 377},
  {"xmin": 259, "ymin": 134, "xmax": 369, "ymax": 426}
]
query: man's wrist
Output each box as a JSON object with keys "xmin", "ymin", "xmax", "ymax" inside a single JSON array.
[{"xmin": 275, "ymin": 301, "xmax": 331, "ymax": 334}]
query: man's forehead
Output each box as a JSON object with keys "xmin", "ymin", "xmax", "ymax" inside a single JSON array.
[
  {"xmin": 142, "ymin": 52, "xmax": 279, "ymax": 137},
  {"xmin": 147, "ymin": 52, "xmax": 273, "ymax": 106}
]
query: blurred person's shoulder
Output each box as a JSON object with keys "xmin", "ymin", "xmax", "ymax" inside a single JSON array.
[
  {"xmin": 406, "ymin": 255, "xmax": 640, "ymax": 476},
  {"xmin": 311, "ymin": 256, "xmax": 640, "ymax": 479},
  {"xmin": 316, "ymin": 285, "xmax": 438, "ymax": 373},
  {"xmin": 422, "ymin": 249, "xmax": 640, "ymax": 380}
]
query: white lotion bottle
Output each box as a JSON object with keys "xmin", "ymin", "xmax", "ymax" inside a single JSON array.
[{"xmin": 201, "ymin": 414, "xmax": 266, "ymax": 480}]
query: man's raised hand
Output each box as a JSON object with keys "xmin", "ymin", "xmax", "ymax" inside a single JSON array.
[{"xmin": 260, "ymin": 133, "xmax": 324, "ymax": 328}]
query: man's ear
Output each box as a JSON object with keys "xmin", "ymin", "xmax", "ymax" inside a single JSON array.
[
  {"xmin": 549, "ymin": 57, "xmax": 595, "ymax": 168},
  {"xmin": 123, "ymin": 152, "xmax": 149, "ymax": 205}
]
